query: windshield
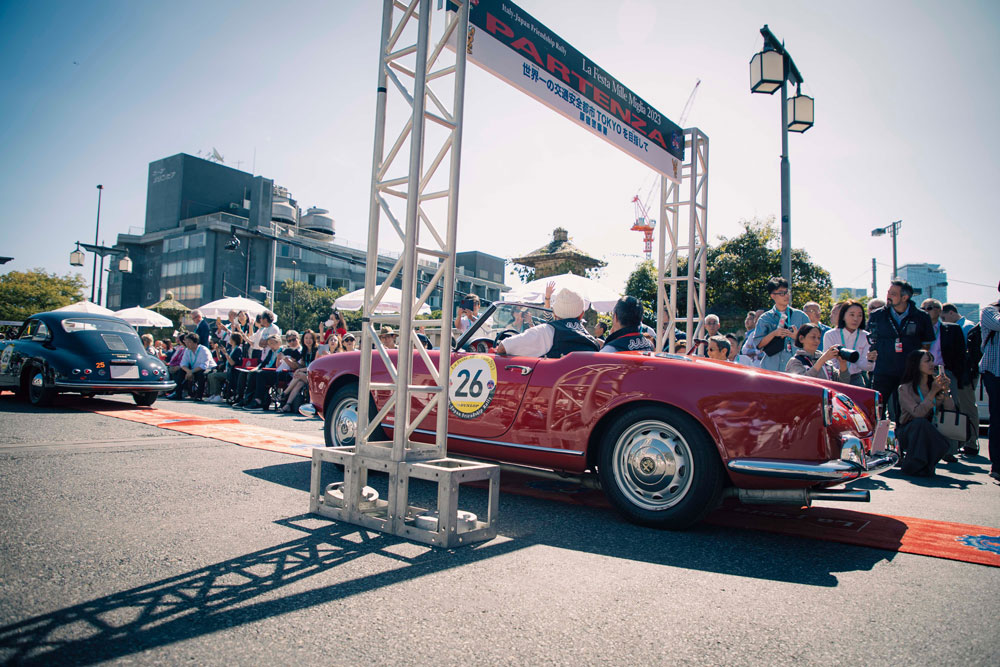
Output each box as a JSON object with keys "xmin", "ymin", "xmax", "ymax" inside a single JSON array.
[
  {"xmin": 62, "ymin": 318, "xmax": 136, "ymax": 334},
  {"xmin": 455, "ymin": 302, "xmax": 554, "ymax": 349}
]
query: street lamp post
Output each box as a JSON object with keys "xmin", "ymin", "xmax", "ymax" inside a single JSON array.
[
  {"xmin": 750, "ymin": 25, "xmax": 813, "ymax": 286},
  {"xmin": 291, "ymin": 259, "xmax": 298, "ymax": 329},
  {"xmin": 70, "ymin": 242, "xmax": 132, "ymax": 306},
  {"xmin": 871, "ymin": 220, "xmax": 902, "ymax": 279},
  {"xmin": 91, "ymin": 185, "xmax": 103, "ymax": 301}
]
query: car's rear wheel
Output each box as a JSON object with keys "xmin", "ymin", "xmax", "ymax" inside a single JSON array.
[
  {"xmin": 133, "ymin": 391, "xmax": 158, "ymax": 407},
  {"xmin": 26, "ymin": 367, "xmax": 56, "ymax": 407},
  {"xmin": 324, "ymin": 382, "xmax": 386, "ymax": 448},
  {"xmin": 598, "ymin": 405, "xmax": 723, "ymax": 529}
]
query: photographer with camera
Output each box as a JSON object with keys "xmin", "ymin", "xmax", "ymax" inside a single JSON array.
[
  {"xmin": 455, "ymin": 293, "xmax": 481, "ymax": 334},
  {"xmin": 752, "ymin": 277, "xmax": 810, "ymax": 372},
  {"xmin": 822, "ymin": 300, "xmax": 876, "ymax": 386},
  {"xmin": 785, "ymin": 323, "xmax": 849, "ymax": 382}
]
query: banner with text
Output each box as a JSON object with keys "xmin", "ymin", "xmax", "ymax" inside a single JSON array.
[{"xmin": 449, "ymin": 0, "xmax": 685, "ymax": 181}]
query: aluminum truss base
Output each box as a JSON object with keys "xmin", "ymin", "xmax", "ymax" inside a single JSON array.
[{"xmin": 310, "ymin": 446, "xmax": 499, "ymax": 548}]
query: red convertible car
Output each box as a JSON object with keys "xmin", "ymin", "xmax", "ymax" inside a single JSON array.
[{"xmin": 307, "ymin": 302, "xmax": 897, "ymax": 529}]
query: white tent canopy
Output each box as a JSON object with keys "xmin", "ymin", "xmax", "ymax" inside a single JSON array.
[
  {"xmin": 334, "ymin": 286, "xmax": 432, "ymax": 315},
  {"xmin": 501, "ymin": 273, "xmax": 621, "ymax": 312},
  {"xmin": 114, "ymin": 306, "xmax": 173, "ymax": 328},
  {"xmin": 196, "ymin": 296, "xmax": 269, "ymax": 320},
  {"xmin": 53, "ymin": 300, "xmax": 117, "ymax": 316}
]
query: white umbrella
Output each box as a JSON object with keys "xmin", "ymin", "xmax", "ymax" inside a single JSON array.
[
  {"xmin": 114, "ymin": 306, "xmax": 173, "ymax": 328},
  {"xmin": 53, "ymin": 300, "xmax": 117, "ymax": 316},
  {"xmin": 334, "ymin": 286, "xmax": 432, "ymax": 315},
  {"xmin": 501, "ymin": 273, "xmax": 621, "ymax": 312},
  {"xmin": 196, "ymin": 296, "xmax": 269, "ymax": 320}
]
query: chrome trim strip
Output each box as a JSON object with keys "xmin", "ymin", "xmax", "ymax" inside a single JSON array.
[
  {"xmin": 727, "ymin": 448, "xmax": 899, "ymax": 482},
  {"xmin": 54, "ymin": 381, "xmax": 176, "ymax": 390},
  {"xmin": 409, "ymin": 427, "xmax": 586, "ymax": 457}
]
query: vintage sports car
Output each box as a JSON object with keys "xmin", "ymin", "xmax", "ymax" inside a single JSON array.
[
  {"xmin": 0, "ymin": 311, "xmax": 175, "ymax": 407},
  {"xmin": 307, "ymin": 302, "xmax": 897, "ymax": 529}
]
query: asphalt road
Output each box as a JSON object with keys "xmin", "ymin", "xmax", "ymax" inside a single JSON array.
[{"xmin": 1, "ymin": 393, "xmax": 998, "ymax": 665}]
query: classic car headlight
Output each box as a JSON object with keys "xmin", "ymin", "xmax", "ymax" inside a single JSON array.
[{"xmin": 840, "ymin": 434, "xmax": 866, "ymax": 468}]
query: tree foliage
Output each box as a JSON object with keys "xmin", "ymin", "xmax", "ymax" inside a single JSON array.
[
  {"xmin": 273, "ymin": 281, "xmax": 349, "ymax": 332},
  {"xmin": 0, "ymin": 269, "xmax": 87, "ymax": 321},
  {"xmin": 623, "ymin": 217, "xmax": 834, "ymax": 332}
]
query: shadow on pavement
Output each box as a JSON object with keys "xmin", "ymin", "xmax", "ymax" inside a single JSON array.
[{"xmin": 0, "ymin": 456, "xmax": 898, "ymax": 664}]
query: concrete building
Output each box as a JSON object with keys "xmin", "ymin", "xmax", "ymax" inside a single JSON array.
[
  {"xmin": 833, "ymin": 287, "xmax": 868, "ymax": 300},
  {"xmin": 107, "ymin": 153, "xmax": 506, "ymax": 313},
  {"xmin": 897, "ymin": 263, "xmax": 948, "ymax": 301}
]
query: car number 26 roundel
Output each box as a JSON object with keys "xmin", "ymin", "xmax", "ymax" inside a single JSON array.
[{"xmin": 448, "ymin": 354, "xmax": 497, "ymax": 419}]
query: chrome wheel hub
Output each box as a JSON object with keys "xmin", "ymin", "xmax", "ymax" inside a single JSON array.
[
  {"xmin": 612, "ymin": 419, "xmax": 693, "ymax": 510},
  {"xmin": 331, "ymin": 398, "xmax": 358, "ymax": 446}
]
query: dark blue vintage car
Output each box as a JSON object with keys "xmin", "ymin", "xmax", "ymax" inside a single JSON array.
[{"xmin": 0, "ymin": 311, "xmax": 175, "ymax": 407}]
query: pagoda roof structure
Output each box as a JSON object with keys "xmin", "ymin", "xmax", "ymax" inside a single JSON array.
[{"xmin": 512, "ymin": 228, "xmax": 606, "ymax": 279}]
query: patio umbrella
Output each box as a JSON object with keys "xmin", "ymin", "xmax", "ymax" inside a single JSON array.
[
  {"xmin": 197, "ymin": 296, "xmax": 269, "ymax": 320},
  {"xmin": 334, "ymin": 286, "xmax": 432, "ymax": 315},
  {"xmin": 53, "ymin": 300, "xmax": 117, "ymax": 316},
  {"xmin": 114, "ymin": 306, "xmax": 173, "ymax": 328},
  {"xmin": 501, "ymin": 272, "xmax": 621, "ymax": 312}
]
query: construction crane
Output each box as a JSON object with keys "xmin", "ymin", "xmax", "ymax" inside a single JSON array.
[
  {"xmin": 629, "ymin": 79, "xmax": 701, "ymax": 259},
  {"xmin": 630, "ymin": 195, "xmax": 655, "ymax": 260}
]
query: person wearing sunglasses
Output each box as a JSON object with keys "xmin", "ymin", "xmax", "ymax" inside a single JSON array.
[
  {"xmin": 751, "ymin": 277, "xmax": 810, "ymax": 373},
  {"xmin": 921, "ymin": 298, "xmax": 974, "ymax": 461}
]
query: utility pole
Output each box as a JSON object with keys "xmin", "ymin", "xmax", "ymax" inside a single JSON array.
[{"xmin": 871, "ymin": 257, "xmax": 877, "ymax": 298}]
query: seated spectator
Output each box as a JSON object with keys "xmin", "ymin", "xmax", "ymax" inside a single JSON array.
[
  {"xmin": 496, "ymin": 288, "xmax": 600, "ymax": 358},
  {"xmin": 250, "ymin": 311, "xmax": 281, "ymax": 355},
  {"xmin": 208, "ymin": 332, "xmax": 246, "ymax": 403},
  {"xmin": 823, "ymin": 300, "xmax": 876, "ymax": 387},
  {"xmin": 167, "ymin": 333, "xmax": 216, "ymax": 400},
  {"xmin": 280, "ymin": 329, "xmax": 319, "ymax": 413},
  {"xmin": 802, "ymin": 301, "xmax": 831, "ymax": 339},
  {"xmin": 153, "ymin": 339, "xmax": 167, "ymax": 360},
  {"xmin": 725, "ymin": 333, "xmax": 741, "ymax": 361},
  {"xmin": 237, "ymin": 334, "xmax": 283, "ymax": 410},
  {"xmin": 379, "ymin": 326, "xmax": 398, "ymax": 350},
  {"xmin": 214, "ymin": 318, "xmax": 231, "ymax": 345},
  {"xmin": 599, "ymin": 296, "xmax": 653, "ymax": 353},
  {"xmin": 785, "ymin": 323, "xmax": 847, "ymax": 382},
  {"xmin": 896, "ymin": 349, "xmax": 954, "ymax": 476},
  {"xmin": 165, "ymin": 339, "xmax": 186, "ymax": 387},
  {"xmin": 705, "ymin": 335, "xmax": 730, "ymax": 361},
  {"xmin": 141, "ymin": 333, "xmax": 157, "ymax": 357}
]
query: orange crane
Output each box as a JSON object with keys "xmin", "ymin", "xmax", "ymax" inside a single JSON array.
[
  {"xmin": 630, "ymin": 195, "xmax": 655, "ymax": 260},
  {"xmin": 628, "ymin": 79, "xmax": 700, "ymax": 260}
]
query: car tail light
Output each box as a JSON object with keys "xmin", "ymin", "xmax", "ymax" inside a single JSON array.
[{"xmin": 822, "ymin": 388, "xmax": 833, "ymax": 426}]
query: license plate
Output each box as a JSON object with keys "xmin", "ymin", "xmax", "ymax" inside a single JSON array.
[{"xmin": 110, "ymin": 365, "xmax": 139, "ymax": 379}]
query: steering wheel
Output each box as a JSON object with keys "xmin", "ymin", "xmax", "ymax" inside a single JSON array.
[
  {"xmin": 467, "ymin": 338, "xmax": 494, "ymax": 353},
  {"xmin": 495, "ymin": 329, "xmax": 520, "ymax": 345}
]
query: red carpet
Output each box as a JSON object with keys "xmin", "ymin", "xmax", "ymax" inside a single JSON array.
[{"xmin": 82, "ymin": 401, "xmax": 1000, "ymax": 567}]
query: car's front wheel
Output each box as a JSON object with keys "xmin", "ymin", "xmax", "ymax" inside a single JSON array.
[
  {"xmin": 26, "ymin": 367, "xmax": 56, "ymax": 407},
  {"xmin": 133, "ymin": 391, "xmax": 158, "ymax": 407},
  {"xmin": 323, "ymin": 382, "xmax": 387, "ymax": 448},
  {"xmin": 598, "ymin": 405, "xmax": 723, "ymax": 529}
]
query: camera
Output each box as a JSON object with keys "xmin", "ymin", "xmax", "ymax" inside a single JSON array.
[
  {"xmin": 459, "ymin": 297, "xmax": 475, "ymax": 311},
  {"xmin": 836, "ymin": 347, "xmax": 860, "ymax": 363}
]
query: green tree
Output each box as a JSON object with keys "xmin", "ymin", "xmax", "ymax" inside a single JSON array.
[
  {"xmin": 0, "ymin": 269, "xmax": 87, "ymax": 321},
  {"xmin": 273, "ymin": 280, "xmax": 348, "ymax": 332},
  {"xmin": 622, "ymin": 217, "xmax": 834, "ymax": 333}
]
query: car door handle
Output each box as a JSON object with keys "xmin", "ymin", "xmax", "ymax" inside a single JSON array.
[{"xmin": 505, "ymin": 365, "xmax": 533, "ymax": 376}]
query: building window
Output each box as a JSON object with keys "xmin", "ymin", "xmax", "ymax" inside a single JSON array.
[
  {"xmin": 163, "ymin": 231, "xmax": 206, "ymax": 253},
  {"xmin": 161, "ymin": 258, "xmax": 205, "ymax": 278},
  {"xmin": 162, "ymin": 285, "xmax": 202, "ymax": 301},
  {"xmin": 190, "ymin": 231, "xmax": 206, "ymax": 248},
  {"xmin": 479, "ymin": 269, "xmax": 488, "ymax": 279}
]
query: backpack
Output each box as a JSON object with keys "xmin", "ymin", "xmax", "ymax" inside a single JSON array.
[{"xmin": 967, "ymin": 321, "xmax": 997, "ymax": 380}]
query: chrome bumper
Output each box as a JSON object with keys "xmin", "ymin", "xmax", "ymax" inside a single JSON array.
[
  {"xmin": 727, "ymin": 419, "xmax": 899, "ymax": 484},
  {"xmin": 54, "ymin": 381, "xmax": 176, "ymax": 391}
]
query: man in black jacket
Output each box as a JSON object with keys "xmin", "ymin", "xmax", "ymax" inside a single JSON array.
[
  {"xmin": 922, "ymin": 298, "xmax": 976, "ymax": 458},
  {"xmin": 868, "ymin": 279, "xmax": 935, "ymax": 419},
  {"xmin": 600, "ymin": 296, "xmax": 654, "ymax": 353}
]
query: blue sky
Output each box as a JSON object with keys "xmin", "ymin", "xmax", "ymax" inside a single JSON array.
[{"xmin": 1, "ymin": 0, "xmax": 997, "ymax": 309}]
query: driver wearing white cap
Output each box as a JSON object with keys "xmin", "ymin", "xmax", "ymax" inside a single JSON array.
[{"xmin": 495, "ymin": 288, "xmax": 600, "ymax": 358}]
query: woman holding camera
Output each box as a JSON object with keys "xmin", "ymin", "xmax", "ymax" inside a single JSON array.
[
  {"xmin": 822, "ymin": 300, "xmax": 876, "ymax": 386},
  {"xmin": 896, "ymin": 349, "xmax": 954, "ymax": 476},
  {"xmin": 785, "ymin": 323, "xmax": 848, "ymax": 382}
]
